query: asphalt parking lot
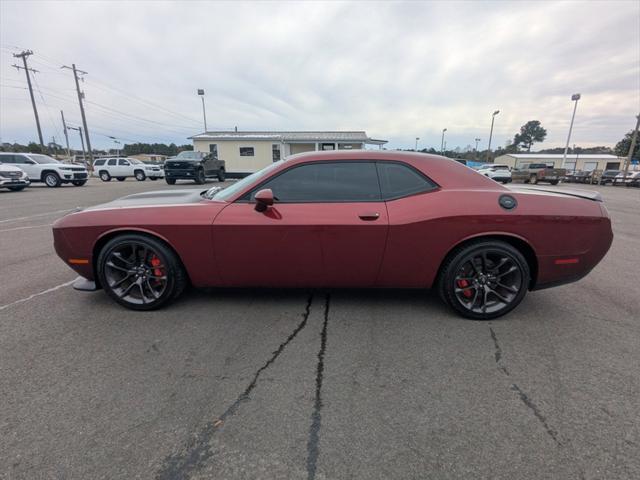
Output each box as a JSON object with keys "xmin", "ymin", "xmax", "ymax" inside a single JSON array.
[{"xmin": 1, "ymin": 178, "xmax": 639, "ymax": 480}]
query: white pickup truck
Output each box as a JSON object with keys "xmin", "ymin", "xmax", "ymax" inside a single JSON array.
[
  {"xmin": 93, "ymin": 157, "xmax": 164, "ymax": 181},
  {"xmin": 0, "ymin": 152, "xmax": 88, "ymax": 187}
]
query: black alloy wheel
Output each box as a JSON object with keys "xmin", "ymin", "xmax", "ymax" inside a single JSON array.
[
  {"xmin": 97, "ymin": 234, "xmax": 187, "ymax": 310},
  {"xmin": 194, "ymin": 168, "xmax": 206, "ymax": 185},
  {"xmin": 439, "ymin": 240, "xmax": 529, "ymax": 320}
]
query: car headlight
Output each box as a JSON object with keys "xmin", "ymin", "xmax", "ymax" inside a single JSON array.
[{"xmin": 59, "ymin": 166, "xmax": 73, "ymax": 171}]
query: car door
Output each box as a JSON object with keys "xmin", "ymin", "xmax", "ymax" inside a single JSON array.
[
  {"xmin": 212, "ymin": 161, "xmax": 389, "ymax": 287},
  {"xmin": 12, "ymin": 155, "xmax": 39, "ymax": 179},
  {"xmin": 118, "ymin": 159, "xmax": 132, "ymax": 176}
]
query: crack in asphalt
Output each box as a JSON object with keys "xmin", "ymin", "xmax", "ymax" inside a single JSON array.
[
  {"xmin": 489, "ymin": 325, "xmax": 561, "ymax": 446},
  {"xmin": 155, "ymin": 294, "xmax": 314, "ymax": 480},
  {"xmin": 306, "ymin": 293, "xmax": 330, "ymax": 480}
]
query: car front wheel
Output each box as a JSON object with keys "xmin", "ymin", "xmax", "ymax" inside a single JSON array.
[
  {"xmin": 438, "ymin": 240, "xmax": 530, "ymax": 320},
  {"xmin": 134, "ymin": 170, "xmax": 146, "ymax": 181},
  {"xmin": 194, "ymin": 168, "xmax": 206, "ymax": 184},
  {"xmin": 217, "ymin": 168, "xmax": 226, "ymax": 182},
  {"xmin": 97, "ymin": 234, "xmax": 187, "ymax": 311},
  {"xmin": 44, "ymin": 172, "xmax": 61, "ymax": 187},
  {"xmin": 165, "ymin": 178, "xmax": 176, "ymax": 185}
]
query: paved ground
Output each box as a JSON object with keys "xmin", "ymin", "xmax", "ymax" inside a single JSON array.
[{"xmin": 0, "ymin": 179, "xmax": 638, "ymax": 480}]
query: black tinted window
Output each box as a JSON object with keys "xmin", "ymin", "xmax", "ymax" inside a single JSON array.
[
  {"xmin": 107, "ymin": 159, "xmax": 117, "ymax": 166},
  {"xmin": 377, "ymin": 162, "xmax": 436, "ymax": 199},
  {"xmin": 94, "ymin": 159, "xmax": 105, "ymax": 166},
  {"xmin": 252, "ymin": 162, "xmax": 380, "ymax": 202}
]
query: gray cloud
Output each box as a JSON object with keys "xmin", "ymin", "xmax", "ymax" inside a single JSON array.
[{"xmin": 1, "ymin": 0, "xmax": 638, "ymax": 150}]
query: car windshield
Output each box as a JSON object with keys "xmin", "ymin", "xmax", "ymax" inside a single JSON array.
[
  {"xmin": 129, "ymin": 159, "xmax": 143, "ymax": 164},
  {"xmin": 28, "ymin": 154, "xmax": 60, "ymax": 164},
  {"xmin": 204, "ymin": 161, "xmax": 284, "ymax": 201},
  {"xmin": 176, "ymin": 151, "xmax": 200, "ymax": 160}
]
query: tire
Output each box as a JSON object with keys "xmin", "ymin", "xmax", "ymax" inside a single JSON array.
[
  {"xmin": 217, "ymin": 168, "xmax": 226, "ymax": 182},
  {"xmin": 194, "ymin": 168, "xmax": 206, "ymax": 185},
  {"xmin": 7, "ymin": 186, "xmax": 26, "ymax": 191},
  {"xmin": 438, "ymin": 240, "xmax": 530, "ymax": 320},
  {"xmin": 134, "ymin": 170, "xmax": 146, "ymax": 181},
  {"xmin": 165, "ymin": 178, "xmax": 176, "ymax": 185},
  {"xmin": 97, "ymin": 233, "xmax": 187, "ymax": 311},
  {"xmin": 100, "ymin": 171, "xmax": 111, "ymax": 182},
  {"xmin": 150, "ymin": 177, "xmax": 158, "ymax": 181},
  {"xmin": 44, "ymin": 172, "xmax": 61, "ymax": 188},
  {"xmin": 529, "ymin": 175, "xmax": 538, "ymax": 185},
  {"xmin": 549, "ymin": 180, "xmax": 559, "ymax": 185},
  {"xmin": 117, "ymin": 177, "xmax": 126, "ymax": 182},
  {"xmin": 72, "ymin": 180, "xmax": 87, "ymax": 186}
]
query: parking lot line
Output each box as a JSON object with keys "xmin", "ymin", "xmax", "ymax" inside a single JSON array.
[
  {"xmin": 0, "ymin": 209, "xmax": 74, "ymax": 224},
  {"xmin": 0, "ymin": 223, "xmax": 53, "ymax": 233},
  {"xmin": 0, "ymin": 280, "xmax": 75, "ymax": 312}
]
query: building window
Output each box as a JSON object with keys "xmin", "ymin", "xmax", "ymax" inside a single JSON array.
[
  {"xmin": 272, "ymin": 144, "xmax": 281, "ymax": 162},
  {"xmin": 321, "ymin": 143, "xmax": 335, "ymax": 150},
  {"xmin": 240, "ymin": 147, "xmax": 255, "ymax": 157},
  {"xmin": 209, "ymin": 144, "xmax": 218, "ymax": 159}
]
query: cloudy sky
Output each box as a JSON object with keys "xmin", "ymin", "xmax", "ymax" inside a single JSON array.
[{"xmin": 1, "ymin": 0, "xmax": 639, "ymax": 151}]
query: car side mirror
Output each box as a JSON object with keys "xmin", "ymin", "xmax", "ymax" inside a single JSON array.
[{"xmin": 254, "ymin": 189, "xmax": 274, "ymax": 212}]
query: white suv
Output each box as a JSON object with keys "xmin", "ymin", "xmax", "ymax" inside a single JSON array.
[
  {"xmin": 93, "ymin": 157, "xmax": 164, "ymax": 182},
  {"xmin": 0, "ymin": 152, "xmax": 88, "ymax": 187},
  {"xmin": 476, "ymin": 164, "xmax": 512, "ymax": 184},
  {"xmin": 0, "ymin": 163, "xmax": 30, "ymax": 191}
]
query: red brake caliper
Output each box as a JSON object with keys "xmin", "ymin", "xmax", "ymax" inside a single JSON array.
[
  {"xmin": 150, "ymin": 255, "xmax": 162, "ymax": 278},
  {"xmin": 457, "ymin": 279, "xmax": 473, "ymax": 298}
]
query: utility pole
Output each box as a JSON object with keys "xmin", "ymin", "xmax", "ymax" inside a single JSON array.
[
  {"xmin": 440, "ymin": 128, "xmax": 447, "ymax": 153},
  {"xmin": 62, "ymin": 64, "xmax": 93, "ymax": 164},
  {"xmin": 67, "ymin": 126, "xmax": 86, "ymax": 165},
  {"xmin": 12, "ymin": 50, "xmax": 45, "ymax": 149},
  {"xmin": 486, "ymin": 110, "xmax": 500, "ymax": 163},
  {"xmin": 622, "ymin": 114, "xmax": 640, "ymax": 179},
  {"xmin": 561, "ymin": 93, "xmax": 581, "ymax": 168},
  {"xmin": 60, "ymin": 110, "xmax": 71, "ymax": 158}
]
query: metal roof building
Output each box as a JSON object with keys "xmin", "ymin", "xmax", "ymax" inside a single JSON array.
[
  {"xmin": 494, "ymin": 153, "xmax": 624, "ymax": 172},
  {"xmin": 190, "ymin": 130, "xmax": 387, "ymax": 176}
]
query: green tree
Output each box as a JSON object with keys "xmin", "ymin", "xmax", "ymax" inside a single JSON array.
[
  {"xmin": 614, "ymin": 130, "xmax": 639, "ymax": 159},
  {"xmin": 27, "ymin": 142, "xmax": 43, "ymax": 153},
  {"xmin": 513, "ymin": 120, "xmax": 547, "ymax": 152}
]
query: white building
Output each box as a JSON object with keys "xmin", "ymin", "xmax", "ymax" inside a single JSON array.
[
  {"xmin": 494, "ymin": 153, "xmax": 624, "ymax": 172},
  {"xmin": 190, "ymin": 130, "xmax": 387, "ymax": 176}
]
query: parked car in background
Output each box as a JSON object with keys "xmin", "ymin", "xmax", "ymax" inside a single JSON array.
[
  {"xmin": 511, "ymin": 163, "xmax": 566, "ymax": 185},
  {"xmin": 0, "ymin": 152, "xmax": 88, "ymax": 187},
  {"xmin": 0, "ymin": 163, "xmax": 30, "ymax": 191},
  {"xmin": 565, "ymin": 170, "xmax": 593, "ymax": 184},
  {"xmin": 164, "ymin": 151, "xmax": 226, "ymax": 185},
  {"xmin": 618, "ymin": 170, "xmax": 640, "ymax": 187},
  {"xmin": 53, "ymin": 150, "xmax": 613, "ymax": 320},
  {"xmin": 93, "ymin": 157, "xmax": 163, "ymax": 182},
  {"xmin": 599, "ymin": 170, "xmax": 621, "ymax": 185},
  {"xmin": 476, "ymin": 164, "xmax": 512, "ymax": 184}
]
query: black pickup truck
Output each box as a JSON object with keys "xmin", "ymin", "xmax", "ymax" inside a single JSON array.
[{"xmin": 164, "ymin": 151, "xmax": 226, "ymax": 185}]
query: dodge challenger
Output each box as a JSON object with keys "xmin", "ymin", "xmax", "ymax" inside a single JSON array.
[{"xmin": 52, "ymin": 151, "xmax": 613, "ymax": 320}]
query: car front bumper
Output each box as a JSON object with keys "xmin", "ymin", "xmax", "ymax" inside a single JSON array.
[
  {"xmin": 0, "ymin": 177, "xmax": 30, "ymax": 187},
  {"xmin": 164, "ymin": 168, "xmax": 197, "ymax": 179}
]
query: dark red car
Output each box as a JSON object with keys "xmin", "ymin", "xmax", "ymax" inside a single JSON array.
[{"xmin": 53, "ymin": 151, "xmax": 613, "ymax": 319}]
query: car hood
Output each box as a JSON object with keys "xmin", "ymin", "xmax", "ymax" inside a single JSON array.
[
  {"xmin": 84, "ymin": 189, "xmax": 215, "ymax": 211},
  {"xmin": 0, "ymin": 164, "xmax": 25, "ymax": 173}
]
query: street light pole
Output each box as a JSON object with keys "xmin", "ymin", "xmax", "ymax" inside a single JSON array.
[
  {"xmin": 486, "ymin": 110, "xmax": 500, "ymax": 163},
  {"xmin": 415, "ymin": 137, "xmax": 420, "ymax": 151},
  {"xmin": 441, "ymin": 128, "xmax": 447, "ymax": 153},
  {"xmin": 197, "ymin": 89, "xmax": 207, "ymax": 131},
  {"xmin": 561, "ymin": 93, "xmax": 581, "ymax": 168}
]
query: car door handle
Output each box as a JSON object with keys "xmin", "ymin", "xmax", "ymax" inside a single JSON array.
[{"xmin": 358, "ymin": 212, "xmax": 380, "ymax": 221}]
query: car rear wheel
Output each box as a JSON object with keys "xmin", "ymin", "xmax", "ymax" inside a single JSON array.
[
  {"xmin": 97, "ymin": 234, "xmax": 187, "ymax": 311},
  {"xmin": 438, "ymin": 240, "xmax": 529, "ymax": 320},
  {"xmin": 150, "ymin": 177, "xmax": 158, "ymax": 181},
  {"xmin": 529, "ymin": 175, "xmax": 538, "ymax": 184},
  {"xmin": 165, "ymin": 178, "xmax": 176, "ymax": 185},
  {"xmin": 134, "ymin": 170, "xmax": 146, "ymax": 181},
  {"xmin": 117, "ymin": 177, "xmax": 126, "ymax": 182},
  {"xmin": 44, "ymin": 172, "xmax": 61, "ymax": 187},
  {"xmin": 100, "ymin": 171, "xmax": 111, "ymax": 182},
  {"xmin": 194, "ymin": 168, "xmax": 206, "ymax": 184},
  {"xmin": 72, "ymin": 180, "xmax": 87, "ymax": 186}
]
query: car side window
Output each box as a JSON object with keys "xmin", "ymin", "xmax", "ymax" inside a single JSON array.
[
  {"xmin": 94, "ymin": 159, "xmax": 105, "ymax": 166},
  {"xmin": 108, "ymin": 159, "xmax": 117, "ymax": 166},
  {"xmin": 1, "ymin": 155, "xmax": 17, "ymax": 163},
  {"xmin": 377, "ymin": 162, "xmax": 437, "ymax": 200},
  {"xmin": 119, "ymin": 159, "xmax": 130, "ymax": 166},
  {"xmin": 246, "ymin": 162, "xmax": 381, "ymax": 203}
]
